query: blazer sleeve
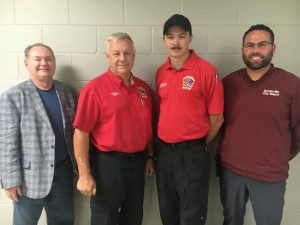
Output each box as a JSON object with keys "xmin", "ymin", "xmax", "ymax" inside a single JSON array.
[{"xmin": 0, "ymin": 91, "xmax": 22, "ymax": 189}]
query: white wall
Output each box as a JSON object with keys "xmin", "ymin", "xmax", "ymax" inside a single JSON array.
[{"xmin": 1, "ymin": 0, "xmax": 300, "ymax": 224}]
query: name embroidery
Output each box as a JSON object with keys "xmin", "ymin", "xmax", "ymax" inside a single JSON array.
[
  {"xmin": 110, "ymin": 92, "xmax": 120, "ymax": 96},
  {"xmin": 160, "ymin": 82, "xmax": 167, "ymax": 88},
  {"xmin": 262, "ymin": 89, "xmax": 280, "ymax": 96}
]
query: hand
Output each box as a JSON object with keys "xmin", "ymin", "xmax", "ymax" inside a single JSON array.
[
  {"xmin": 77, "ymin": 174, "xmax": 97, "ymax": 196},
  {"xmin": 145, "ymin": 159, "xmax": 155, "ymax": 176},
  {"xmin": 5, "ymin": 186, "xmax": 22, "ymax": 201}
]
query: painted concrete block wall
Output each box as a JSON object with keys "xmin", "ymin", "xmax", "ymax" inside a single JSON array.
[{"xmin": 0, "ymin": 0, "xmax": 300, "ymax": 224}]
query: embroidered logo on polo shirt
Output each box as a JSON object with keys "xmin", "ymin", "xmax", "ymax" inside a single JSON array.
[
  {"xmin": 138, "ymin": 87, "xmax": 147, "ymax": 98},
  {"xmin": 159, "ymin": 82, "xmax": 167, "ymax": 88},
  {"xmin": 262, "ymin": 89, "xmax": 280, "ymax": 96},
  {"xmin": 110, "ymin": 92, "xmax": 120, "ymax": 96},
  {"xmin": 182, "ymin": 76, "xmax": 195, "ymax": 90}
]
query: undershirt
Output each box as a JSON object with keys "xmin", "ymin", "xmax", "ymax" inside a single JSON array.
[{"xmin": 37, "ymin": 85, "xmax": 68, "ymax": 164}]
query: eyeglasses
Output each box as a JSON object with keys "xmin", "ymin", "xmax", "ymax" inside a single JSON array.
[
  {"xmin": 30, "ymin": 56, "xmax": 55, "ymax": 63},
  {"xmin": 243, "ymin": 41, "xmax": 273, "ymax": 50}
]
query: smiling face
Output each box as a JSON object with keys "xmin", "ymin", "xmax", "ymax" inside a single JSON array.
[
  {"xmin": 242, "ymin": 30, "xmax": 276, "ymax": 71},
  {"xmin": 106, "ymin": 38, "xmax": 135, "ymax": 79},
  {"xmin": 163, "ymin": 25, "xmax": 192, "ymax": 62},
  {"xmin": 25, "ymin": 46, "xmax": 56, "ymax": 84}
]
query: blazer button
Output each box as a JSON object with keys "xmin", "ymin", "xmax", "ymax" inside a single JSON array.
[
  {"xmin": 51, "ymin": 145, "xmax": 54, "ymax": 149},
  {"xmin": 50, "ymin": 164, "xmax": 54, "ymax": 167}
]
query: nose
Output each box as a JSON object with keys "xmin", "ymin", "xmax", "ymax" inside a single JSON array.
[
  {"xmin": 40, "ymin": 58, "xmax": 47, "ymax": 65},
  {"xmin": 174, "ymin": 37, "xmax": 179, "ymax": 45},
  {"xmin": 119, "ymin": 53, "xmax": 126, "ymax": 61},
  {"xmin": 252, "ymin": 46, "xmax": 260, "ymax": 53}
]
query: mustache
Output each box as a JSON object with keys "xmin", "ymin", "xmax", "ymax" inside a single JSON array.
[{"xmin": 171, "ymin": 46, "xmax": 182, "ymax": 50}]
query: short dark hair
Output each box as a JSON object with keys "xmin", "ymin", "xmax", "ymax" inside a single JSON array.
[
  {"xmin": 243, "ymin": 24, "xmax": 275, "ymax": 44},
  {"xmin": 24, "ymin": 43, "xmax": 56, "ymax": 60},
  {"xmin": 163, "ymin": 14, "xmax": 192, "ymax": 36}
]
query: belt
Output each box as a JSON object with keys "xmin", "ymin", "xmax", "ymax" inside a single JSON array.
[
  {"xmin": 101, "ymin": 150, "xmax": 146, "ymax": 160},
  {"xmin": 160, "ymin": 137, "xmax": 206, "ymax": 149}
]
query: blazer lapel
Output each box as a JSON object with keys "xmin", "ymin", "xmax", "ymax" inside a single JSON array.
[
  {"xmin": 25, "ymin": 80, "xmax": 53, "ymax": 130},
  {"xmin": 54, "ymin": 81, "xmax": 67, "ymax": 128}
]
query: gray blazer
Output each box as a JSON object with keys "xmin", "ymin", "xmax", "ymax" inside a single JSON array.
[{"xmin": 0, "ymin": 79, "xmax": 77, "ymax": 199}]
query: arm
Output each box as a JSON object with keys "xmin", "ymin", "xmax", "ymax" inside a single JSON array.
[
  {"xmin": 145, "ymin": 138, "xmax": 155, "ymax": 176},
  {"xmin": 73, "ymin": 128, "xmax": 96, "ymax": 196},
  {"xmin": 290, "ymin": 122, "xmax": 300, "ymax": 159},
  {"xmin": 290, "ymin": 81, "xmax": 300, "ymax": 160},
  {"xmin": 205, "ymin": 114, "xmax": 224, "ymax": 145},
  {"xmin": 0, "ymin": 91, "xmax": 23, "ymax": 200}
]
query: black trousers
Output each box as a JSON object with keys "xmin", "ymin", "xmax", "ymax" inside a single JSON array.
[
  {"xmin": 156, "ymin": 138, "xmax": 210, "ymax": 225},
  {"xmin": 90, "ymin": 147, "xmax": 146, "ymax": 225}
]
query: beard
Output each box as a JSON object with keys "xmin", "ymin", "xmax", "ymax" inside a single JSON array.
[{"xmin": 242, "ymin": 51, "xmax": 273, "ymax": 70}]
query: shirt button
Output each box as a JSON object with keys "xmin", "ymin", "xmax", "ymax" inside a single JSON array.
[
  {"xmin": 51, "ymin": 145, "xmax": 54, "ymax": 149},
  {"xmin": 50, "ymin": 164, "xmax": 54, "ymax": 167}
]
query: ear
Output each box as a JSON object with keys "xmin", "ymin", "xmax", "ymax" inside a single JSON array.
[
  {"xmin": 272, "ymin": 43, "xmax": 276, "ymax": 54},
  {"xmin": 189, "ymin": 34, "xmax": 193, "ymax": 43},
  {"xmin": 24, "ymin": 58, "xmax": 28, "ymax": 67}
]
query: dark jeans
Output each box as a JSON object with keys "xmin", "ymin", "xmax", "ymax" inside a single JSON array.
[
  {"xmin": 156, "ymin": 138, "xmax": 210, "ymax": 225},
  {"xmin": 13, "ymin": 159, "xmax": 74, "ymax": 225},
  {"xmin": 90, "ymin": 148, "xmax": 146, "ymax": 225},
  {"xmin": 220, "ymin": 167, "xmax": 286, "ymax": 225}
]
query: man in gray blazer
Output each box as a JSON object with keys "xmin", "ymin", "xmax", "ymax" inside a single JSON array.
[{"xmin": 0, "ymin": 43, "xmax": 77, "ymax": 225}]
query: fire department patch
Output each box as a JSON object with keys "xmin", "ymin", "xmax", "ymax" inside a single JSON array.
[
  {"xmin": 138, "ymin": 87, "xmax": 147, "ymax": 98},
  {"xmin": 182, "ymin": 76, "xmax": 195, "ymax": 90}
]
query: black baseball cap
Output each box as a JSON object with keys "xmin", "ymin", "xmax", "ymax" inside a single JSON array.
[{"xmin": 163, "ymin": 14, "xmax": 192, "ymax": 35}]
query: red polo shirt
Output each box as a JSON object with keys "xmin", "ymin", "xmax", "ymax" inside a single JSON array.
[
  {"xmin": 73, "ymin": 69, "xmax": 152, "ymax": 153},
  {"xmin": 156, "ymin": 50, "xmax": 224, "ymax": 143}
]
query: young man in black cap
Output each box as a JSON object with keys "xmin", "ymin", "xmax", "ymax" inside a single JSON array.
[{"xmin": 155, "ymin": 14, "xmax": 224, "ymax": 225}]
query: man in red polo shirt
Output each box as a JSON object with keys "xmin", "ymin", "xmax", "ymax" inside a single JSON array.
[
  {"xmin": 73, "ymin": 32, "xmax": 154, "ymax": 225},
  {"xmin": 155, "ymin": 14, "xmax": 224, "ymax": 225}
]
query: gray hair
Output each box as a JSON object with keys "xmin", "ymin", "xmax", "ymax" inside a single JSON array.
[
  {"xmin": 24, "ymin": 43, "xmax": 56, "ymax": 60},
  {"xmin": 105, "ymin": 32, "xmax": 135, "ymax": 53}
]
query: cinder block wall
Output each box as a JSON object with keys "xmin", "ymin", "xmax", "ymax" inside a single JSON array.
[{"xmin": 1, "ymin": 1, "xmax": 300, "ymax": 225}]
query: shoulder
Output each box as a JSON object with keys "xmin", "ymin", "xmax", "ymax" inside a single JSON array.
[
  {"xmin": 77, "ymin": 73, "xmax": 109, "ymax": 103},
  {"xmin": 54, "ymin": 80, "xmax": 76, "ymax": 92},
  {"xmin": 273, "ymin": 67, "xmax": 299, "ymax": 81},
  {"xmin": 83, "ymin": 72, "xmax": 108, "ymax": 90},
  {"xmin": 156, "ymin": 61, "xmax": 168, "ymax": 76},
  {"xmin": 222, "ymin": 69, "xmax": 244, "ymax": 83},
  {"xmin": 267, "ymin": 67, "xmax": 300, "ymax": 89},
  {"xmin": 0, "ymin": 80, "xmax": 31, "ymax": 99},
  {"xmin": 54, "ymin": 80, "xmax": 78, "ymax": 99},
  {"xmin": 193, "ymin": 55, "xmax": 218, "ymax": 78},
  {"xmin": 195, "ymin": 55, "xmax": 216, "ymax": 69},
  {"xmin": 133, "ymin": 76, "xmax": 151, "ymax": 91}
]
